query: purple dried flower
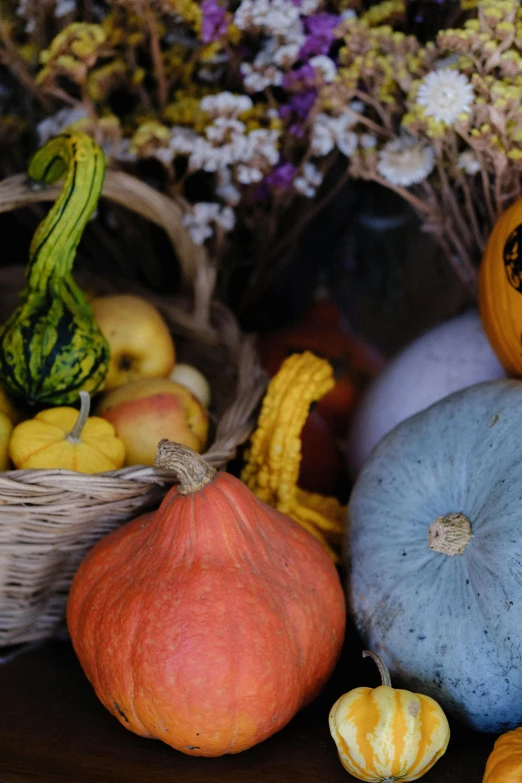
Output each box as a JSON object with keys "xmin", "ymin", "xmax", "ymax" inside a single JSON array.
[
  {"xmin": 201, "ymin": 0, "xmax": 228, "ymax": 43},
  {"xmin": 300, "ymin": 13, "xmax": 340, "ymax": 58},
  {"xmin": 266, "ymin": 162, "xmax": 297, "ymax": 189},
  {"xmin": 282, "ymin": 63, "xmax": 315, "ymax": 91},
  {"xmin": 290, "ymin": 89, "xmax": 317, "ymax": 118},
  {"xmin": 289, "ymin": 122, "xmax": 305, "ymax": 138}
]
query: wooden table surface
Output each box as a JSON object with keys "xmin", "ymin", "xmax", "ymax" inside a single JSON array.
[{"xmin": 0, "ymin": 631, "xmax": 494, "ymax": 783}]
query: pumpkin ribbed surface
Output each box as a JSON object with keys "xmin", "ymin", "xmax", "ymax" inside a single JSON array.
[
  {"xmin": 329, "ymin": 684, "xmax": 449, "ymax": 782},
  {"xmin": 67, "ymin": 459, "xmax": 346, "ymax": 756},
  {"xmin": 484, "ymin": 728, "xmax": 522, "ymax": 783},
  {"xmin": 479, "ymin": 198, "xmax": 522, "ymax": 376},
  {"xmin": 0, "ymin": 132, "xmax": 109, "ymax": 406},
  {"xmin": 348, "ymin": 379, "xmax": 522, "ymax": 732}
]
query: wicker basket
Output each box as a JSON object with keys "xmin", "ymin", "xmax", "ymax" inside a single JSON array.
[{"xmin": 0, "ymin": 171, "xmax": 267, "ymax": 646}]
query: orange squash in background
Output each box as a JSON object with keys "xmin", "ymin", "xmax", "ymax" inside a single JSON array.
[
  {"xmin": 258, "ymin": 298, "xmax": 383, "ymax": 437},
  {"xmin": 479, "ymin": 198, "xmax": 522, "ymax": 376},
  {"xmin": 257, "ymin": 298, "xmax": 382, "ymax": 495},
  {"xmin": 67, "ymin": 442, "xmax": 346, "ymax": 757}
]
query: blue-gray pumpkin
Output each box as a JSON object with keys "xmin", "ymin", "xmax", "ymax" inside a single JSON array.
[{"xmin": 348, "ymin": 379, "xmax": 522, "ymax": 733}]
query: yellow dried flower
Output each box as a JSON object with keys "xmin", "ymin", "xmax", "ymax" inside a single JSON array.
[
  {"xmin": 163, "ymin": 96, "xmax": 208, "ymax": 131},
  {"xmin": 361, "ymin": 0, "xmax": 405, "ymax": 27},
  {"xmin": 87, "ymin": 59, "xmax": 128, "ymax": 102},
  {"xmin": 130, "ymin": 120, "xmax": 171, "ymax": 157},
  {"xmin": 162, "ymin": 0, "xmax": 202, "ymax": 30},
  {"xmin": 37, "ymin": 23, "xmax": 107, "ymax": 86}
]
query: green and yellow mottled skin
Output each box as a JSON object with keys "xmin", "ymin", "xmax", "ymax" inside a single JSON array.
[{"xmin": 0, "ymin": 132, "xmax": 110, "ymax": 406}]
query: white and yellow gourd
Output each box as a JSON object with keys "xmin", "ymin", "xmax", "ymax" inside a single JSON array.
[{"xmin": 329, "ymin": 650, "xmax": 450, "ymax": 782}]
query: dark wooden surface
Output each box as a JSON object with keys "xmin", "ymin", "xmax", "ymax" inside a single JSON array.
[{"xmin": 0, "ymin": 632, "xmax": 494, "ymax": 783}]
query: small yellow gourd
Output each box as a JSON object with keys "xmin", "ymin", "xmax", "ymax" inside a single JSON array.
[
  {"xmin": 9, "ymin": 391, "xmax": 125, "ymax": 473},
  {"xmin": 329, "ymin": 650, "xmax": 450, "ymax": 782},
  {"xmin": 483, "ymin": 727, "xmax": 522, "ymax": 783}
]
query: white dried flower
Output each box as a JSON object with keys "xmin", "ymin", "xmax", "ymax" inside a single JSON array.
[
  {"xmin": 216, "ymin": 168, "xmax": 241, "ymax": 206},
  {"xmin": 310, "ymin": 117, "xmax": 336, "ymax": 156},
  {"xmin": 294, "ymin": 162, "xmax": 323, "ymax": 197},
  {"xmin": 234, "ymin": 0, "xmax": 300, "ymax": 35},
  {"xmin": 457, "ymin": 150, "xmax": 481, "ymax": 175},
  {"xmin": 310, "ymin": 111, "xmax": 359, "ymax": 157},
  {"xmin": 274, "ymin": 42, "xmax": 302, "ymax": 68},
  {"xmin": 309, "ymin": 55, "xmax": 336, "ymax": 84},
  {"xmin": 241, "ymin": 61, "xmax": 283, "ymax": 92},
  {"xmin": 189, "ymin": 138, "xmax": 226, "ymax": 172},
  {"xmin": 37, "ymin": 107, "xmax": 90, "ymax": 145},
  {"xmin": 360, "ymin": 133, "xmax": 377, "ymax": 149},
  {"xmin": 377, "ymin": 136, "xmax": 435, "ymax": 187},
  {"xmin": 417, "ymin": 69, "xmax": 474, "ymax": 126},
  {"xmin": 215, "ymin": 206, "xmax": 236, "ymax": 231},
  {"xmin": 154, "ymin": 147, "xmax": 175, "ymax": 165},
  {"xmin": 244, "ymin": 128, "xmax": 280, "ymax": 166},
  {"xmin": 183, "ymin": 202, "xmax": 236, "ymax": 245},
  {"xmin": 54, "ymin": 0, "xmax": 76, "ymax": 16},
  {"xmin": 206, "ymin": 117, "xmax": 247, "ymax": 144},
  {"xmin": 236, "ymin": 164, "xmax": 263, "ymax": 184},
  {"xmin": 299, "ymin": 0, "xmax": 321, "ymax": 13},
  {"xmin": 336, "ymin": 128, "xmax": 357, "ymax": 157},
  {"xmin": 169, "ymin": 127, "xmax": 199, "ymax": 156},
  {"xmin": 200, "ymin": 92, "xmax": 253, "ymax": 118},
  {"xmin": 112, "ymin": 139, "xmax": 138, "ymax": 163}
]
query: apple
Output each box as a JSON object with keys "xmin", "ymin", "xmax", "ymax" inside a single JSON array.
[
  {"xmin": 97, "ymin": 377, "xmax": 208, "ymax": 466},
  {"xmin": 91, "ymin": 294, "xmax": 176, "ymax": 391},
  {"xmin": 0, "ymin": 386, "xmax": 22, "ymax": 424},
  {"xmin": 169, "ymin": 363, "xmax": 211, "ymax": 409},
  {"xmin": 0, "ymin": 412, "xmax": 13, "ymax": 470}
]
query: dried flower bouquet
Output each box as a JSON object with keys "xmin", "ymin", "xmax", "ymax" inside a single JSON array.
[{"xmin": 1, "ymin": 0, "xmax": 520, "ymax": 299}]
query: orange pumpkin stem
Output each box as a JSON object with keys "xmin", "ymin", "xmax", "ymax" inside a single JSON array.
[
  {"xmin": 155, "ymin": 439, "xmax": 216, "ymax": 494},
  {"xmin": 66, "ymin": 391, "xmax": 91, "ymax": 444},
  {"xmin": 362, "ymin": 650, "xmax": 392, "ymax": 688}
]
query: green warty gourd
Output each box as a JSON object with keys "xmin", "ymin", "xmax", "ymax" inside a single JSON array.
[{"xmin": 0, "ymin": 132, "xmax": 110, "ymax": 406}]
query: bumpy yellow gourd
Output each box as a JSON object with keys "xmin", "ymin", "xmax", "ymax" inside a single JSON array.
[
  {"xmin": 483, "ymin": 727, "xmax": 522, "ymax": 783},
  {"xmin": 329, "ymin": 651, "xmax": 450, "ymax": 782},
  {"xmin": 240, "ymin": 350, "xmax": 345, "ymax": 561},
  {"xmin": 9, "ymin": 391, "xmax": 125, "ymax": 473},
  {"xmin": 479, "ymin": 198, "xmax": 522, "ymax": 375}
]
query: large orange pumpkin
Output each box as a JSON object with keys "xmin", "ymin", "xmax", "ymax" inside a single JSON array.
[
  {"xmin": 66, "ymin": 441, "xmax": 346, "ymax": 757},
  {"xmin": 479, "ymin": 198, "xmax": 522, "ymax": 376}
]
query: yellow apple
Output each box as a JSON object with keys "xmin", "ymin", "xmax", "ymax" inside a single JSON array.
[
  {"xmin": 91, "ymin": 294, "xmax": 176, "ymax": 391},
  {"xmin": 0, "ymin": 412, "xmax": 13, "ymax": 470},
  {"xmin": 0, "ymin": 386, "xmax": 23, "ymax": 424},
  {"xmin": 169, "ymin": 363, "xmax": 211, "ymax": 408},
  {"xmin": 97, "ymin": 377, "xmax": 208, "ymax": 466}
]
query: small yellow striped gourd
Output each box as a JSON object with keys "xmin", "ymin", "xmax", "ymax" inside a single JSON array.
[
  {"xmin": 479, "ymin": 198, "xmax": 522, "ymax": 376},
  {"xmin": 483, "ymin": 727, "xmax": 522, "ymax": 783},
  {"xmin": 329, "ymin": 650, "xmax": 450, "ymax": 782}
]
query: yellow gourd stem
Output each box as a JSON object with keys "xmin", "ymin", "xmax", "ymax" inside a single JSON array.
[
  {"xmin": 241, "ymin": 351, "xmax": 346, "ymax": 562},
  {"xmin": 66, "ymin": 391, "xmax": 91, "ymax": 444},
  {"xmin": 362, "ymin": 650, "xmax": 392, "ymax": 688}
]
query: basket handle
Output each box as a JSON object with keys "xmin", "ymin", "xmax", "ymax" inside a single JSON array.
[{"xmin": 0, "ymin": 170, "xmax": 210, "ymax": 298}]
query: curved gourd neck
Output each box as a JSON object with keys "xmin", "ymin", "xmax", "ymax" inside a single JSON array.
[{"xmin": 26, "ymin": 133, "xmax": 106, "ymax": 292}]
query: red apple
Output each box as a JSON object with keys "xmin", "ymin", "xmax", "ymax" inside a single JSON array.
[{"xmin": 97, "ymin": 378, "xmax": 208, "ymax": 466}]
